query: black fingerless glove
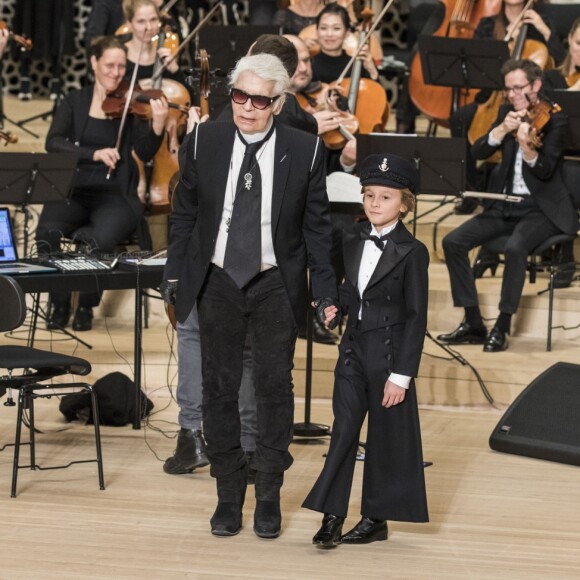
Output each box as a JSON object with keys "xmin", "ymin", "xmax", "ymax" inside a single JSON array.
[
  {"xmin": 313, "ymin": 297, "xmax": 340, "ymax": 330},
  {"xmin": 160, "ymin": 280, "xmax": 178, "ymax": 305}
]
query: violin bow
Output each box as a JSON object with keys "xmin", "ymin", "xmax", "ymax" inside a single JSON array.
[
  {"xmin": 107, "ymin": 30, "xmax": 147, "ymax": 180},
  {"xmin": 334, "ymin": 0, "xmax": 396, "ymax": 86},
  {"xmin": 504, "ymin": 0, "xmax": 535, "ymax": 42},
  {"xmin": 151, "ymin": 1, "xmax": 223, "ymax": 83}
]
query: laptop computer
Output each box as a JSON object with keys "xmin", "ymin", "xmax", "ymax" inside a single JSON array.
[{"xmin": 0, "ymin": 208, "xmax": 57, "ymax": 275}]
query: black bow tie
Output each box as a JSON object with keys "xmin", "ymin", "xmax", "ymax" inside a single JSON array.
[{"xmin": 360, "ymin": 230, "xmax": 390, "ymax": 251}]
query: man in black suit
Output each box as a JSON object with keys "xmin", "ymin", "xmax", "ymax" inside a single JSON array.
[
  {"xmin": 438, "ymin": 59, "xmax": 578, "ymax": 352},
  {"xmin": 162, "ymin": 53, "xmax": 337, "ymax": 539}
]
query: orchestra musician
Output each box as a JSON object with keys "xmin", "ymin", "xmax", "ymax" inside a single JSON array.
[
  {"xmin": 161, "ymin": 53, "xmax": 337, "ymax": 539},
  {"xmin": 311, "ymin": 2, "xmax": 378, "ymax": 83},
  {"xmin": 543, "ymin": 17, "xmax": 580, "ymax": 92},
  {"xmin": 450, "ymin": 0, "xmax": 564, "ymax": 207},
  {"xmin": 36, "ymin": 36, "xmax": 168, "ymax": 332},
  {"xmin": 273, "ymin": 0, "xmax": 330, "ymax": 37},
  {"xmin": 438, "ymin": 59, "xmax": 578, "ymax": 353}
]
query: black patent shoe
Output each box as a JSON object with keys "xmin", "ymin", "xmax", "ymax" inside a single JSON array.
[
  {"xmin": 483, "ymin": 326, "xmax": 508, "ymax": 352},
  {"xmin": 163, "ymin": 429, "xmax": 210, "ymax": 475},
  {"xmin": 210, "ymin": 502, "xmax": 243, "ymax": 537},
  {"xmin": 437, "ymin": 321, "xmax": 487, "ymax": 345},
  {"xmin": 254, "ymin": 500, "xmax": 281, "ymax": 539},
  {"xmin": 46, "ymin": 307, "xmax": 70, "ymax": 330},
  {"xmin": 341, "ymin": 517, "xmax": 388, "ymax": 544},
  {"xmin": 312, "ymin": 513, "xmax": 345, "ymax": 548},
  {"xmin": 72, "ymin": 307, "xmax": 93, "ymax": 331}
]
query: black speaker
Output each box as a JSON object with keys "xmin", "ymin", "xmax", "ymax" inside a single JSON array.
[{"xmin": 489, "ymin": 362, "xmax": 580, "ymax": 466}]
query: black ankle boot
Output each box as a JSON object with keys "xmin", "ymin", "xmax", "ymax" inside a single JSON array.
[
  {"xmin": 46, "ymin": 306, "xmax": 70, "ymax": 330},
  {"xmin": 254, "ymin": 471, "xmax": 283, "ymax": 538},
  {"xmin": 211, "ymin": 468, "xmax": 247, "ymax": 536},
  {"xmin": 72, "ymin": 307, "xmax": 93, "ymax": 331},
  {"xmin": 163, "ymin": 428, "xmax": 209, "ymax": 475}
]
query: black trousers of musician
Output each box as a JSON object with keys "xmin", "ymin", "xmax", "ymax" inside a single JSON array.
[
  {"xmin": 36, "ymin": 186, "xmax": 142, "ymax": 308},
  {"xmin": 303, "ymin": 326, "xmax": 428, "ymax": 523},
  {"xmin": 197, "ymin": 265, "xmax": 297, "ymax": 480},
  {"xmin": 442, "ymin": 198, "xmax": 561, "ymax": 314}
]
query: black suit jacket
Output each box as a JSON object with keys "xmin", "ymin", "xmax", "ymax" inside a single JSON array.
[
  {"xmin": 472, "ymin": 104, "xmax": 578, "ymax": 235},
  {"xmin": 339, "ymin": 220, "xmax": 429, "ymax": 378},
  {"xmin": 165, "ymin": 120, "xmax": 337, "ymax": 325}
]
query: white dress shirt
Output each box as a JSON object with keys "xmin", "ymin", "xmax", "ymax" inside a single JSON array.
[
  {"xmin": 212, "ymin": 119, "xmax": 277, "ymax": 270},
  {"xmin": 357, "ymin": 221, "xmax": 411, "ymax": 390}
]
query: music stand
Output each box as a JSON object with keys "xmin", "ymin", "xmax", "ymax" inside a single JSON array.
[
  {"xmin": 357, "ymin": 134, "xmax": 467, "ymax": 236},
  {"xmin": 198, "ymin": 25, "xmax": 279, "ymax": 113},
  {"xmin": 417, "ymin": 36, "xmax": 510, "ymax": 115},
  {"xmin": 0, "ymin": 152, "xmax": 79, "ymax": 256}
]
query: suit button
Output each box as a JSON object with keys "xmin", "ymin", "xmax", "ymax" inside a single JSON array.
[
  {"xmin": 383, "ymin": 315, "xmax": 389, "ymax": 321},
  {"xmin": 345, "ymin": 359, "xmax": 351, "ymax": 366},
  {"xmin": 364, "ymin": 300, "xmax": 370, "ymax": 308},
  {"xmin": 385, "ymin": 326, "xmax": 390, "ymax": 331},
  {"xmin": 345, "ymin": 348, "xmax": 353, "ymax": 354},
  {"xmin": 386, "ymin": 368, "xmax": 392, "ymax": 374},
  {"xmin": 386, "ymin": 354, "xmax": 392, "ymax": 361},
  {"xmin": 384, "ymin": 338, "xmax": 391, "ymax": 345},
  {"xmin": 387, "ymin": 296, "xmax": 392, "ymax": 301}
]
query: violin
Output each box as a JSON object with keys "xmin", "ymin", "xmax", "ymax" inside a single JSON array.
[
  {"xmin": 102, "ymin": 80, "xmax": 188, "ymax": 119},
  {"xmin": 521, "ymin": 97, "xmax": 561, "ymax": 149},
  {"xmin": 0, "ymin": 20, "xmax": 32, "ymax": 51},
  {"xmin": 0, "ymin": 130, "xmax": 18, "ymax": 146}
]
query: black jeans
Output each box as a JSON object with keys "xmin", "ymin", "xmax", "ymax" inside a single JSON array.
[{"xmin": 197, "ymin": 265, "xmax": 297, "ymax": 479}]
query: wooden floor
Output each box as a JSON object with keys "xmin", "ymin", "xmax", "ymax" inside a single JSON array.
[{"xmin": 2, "ymin": 95, "xmax": 580, "ymax": 579}]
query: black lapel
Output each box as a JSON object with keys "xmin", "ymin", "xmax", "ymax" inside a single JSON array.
[
  {"xmin": 343, "ymin": 222, "xmax": 367, "ymax": 289},
  {"xmin": 271, "ymin": 121, "xmax": 291, "ymax": 236},
  {"xmin": 365, "ymin": 221, "xmax": 414, "ymax": 291},
  {"xmin": 209, "ymin": 123, "xmax": 237, "ymax": 236}
]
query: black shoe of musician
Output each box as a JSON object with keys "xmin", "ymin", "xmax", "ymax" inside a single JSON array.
[
  {"xmin": 72, "ymin": 307, "xmax": 93, "ymax": 332},
  {"xmin": 483, "ymin": 326, "xmax": 509, "ymax": 352},
  {"xmin": 341, "ymin": 517, "xmax": 388, "ymax": 544},
  {"xmin": 312, "ymin": 513, "xmax": 345, "ymax": 548},
  {"xmin": 46, "ymin": 307, "xmax": 70, "ymax": 330},
  {"xmin": 437, "ymin": 321, "xmax": 487, "ymax": 345},
  {"xmin": 163, "ymin": 428, "xmax": 210, "ymax": 474}
]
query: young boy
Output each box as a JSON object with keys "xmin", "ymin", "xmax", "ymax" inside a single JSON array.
[{"xmin": 302, "ymin": 153, "xmax": 430, "ymax": 547}]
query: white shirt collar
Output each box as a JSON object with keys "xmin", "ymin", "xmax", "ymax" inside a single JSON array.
[
  {"xmin": 238, "ymin": 118, "xmax": 274, "ymax": 144},
  {"xmin": 370, "ymin": 221, "xmax": 398, "ymax": 238}
]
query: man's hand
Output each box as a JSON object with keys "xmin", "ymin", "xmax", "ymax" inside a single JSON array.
[
  {"xmin": 313, "ymin": 297, "xmax": 340, "ymax": 330},
  {"xmin": 382, "ymin": 380, "xmax": 406, "ymax": 408},
  {"xmin": 160, "ymin": 280, "xmax": 178, "ymax": 305}
]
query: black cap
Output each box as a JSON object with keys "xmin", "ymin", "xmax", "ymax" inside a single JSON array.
[{"xmin": 359, "ymin": 154, "xmax": 419, "ymax": 194}]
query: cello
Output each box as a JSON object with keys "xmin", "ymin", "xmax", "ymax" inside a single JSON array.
[{"xmin": 408, "ymin": 0, "xmax": 502, "ymax": 127}]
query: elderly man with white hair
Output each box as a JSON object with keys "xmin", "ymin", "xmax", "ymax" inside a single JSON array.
[{"xmin": 162, "ymin": 53, "xmax": 338, "ymax": 539}]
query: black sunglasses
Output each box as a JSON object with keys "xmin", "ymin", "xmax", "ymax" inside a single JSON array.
[{"xmin": 230, "ymin": 88, "xmax": 281, "ymax": 110}]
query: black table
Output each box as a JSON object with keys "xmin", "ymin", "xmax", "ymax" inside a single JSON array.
[{"xmin": 12, "ymin": 266, "xmax": 164, "ymax": 429}]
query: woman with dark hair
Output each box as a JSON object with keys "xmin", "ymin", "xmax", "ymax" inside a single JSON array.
[
  {"xmin": 36, "ymin": 36, "xmax": 168, "ymax": 331},
  {"xmin": 311, "ymin": 2, "xmax": 378, "ymax": 83}
]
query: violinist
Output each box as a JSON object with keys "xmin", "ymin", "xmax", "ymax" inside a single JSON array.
[
  {"xmin": 543, "ymin": 17, "xmax": 580, "ymax": 92},
  {"xmin": 311, "ymin": 3, "xmax": 379, "ymax": 84},
  {"xmin": 122, "ymin": 0, "xmax": 186, "ymax": 85},
  {"xmin": 438, "ymin": 59, "xmax": 578, "ymax": 353},
  {"xmin": 273, "ymin": 0, "xmax": 330, "ymax": 37},
  {"xmin": 450, "ymin": 0, "xmax": 564, "ymax": 201},
  {"xmin": 36, "ymin": 36, "xmax": 168, "ymax": 332}
]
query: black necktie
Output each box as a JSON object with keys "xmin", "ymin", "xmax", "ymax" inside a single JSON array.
[
  {"xmin": 360, "ymin": 229, "xmax": 390, "ymax": 251},
  {"xmin": 223, "ymin": 129, "xmax": 271, "ymax": 288}
]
